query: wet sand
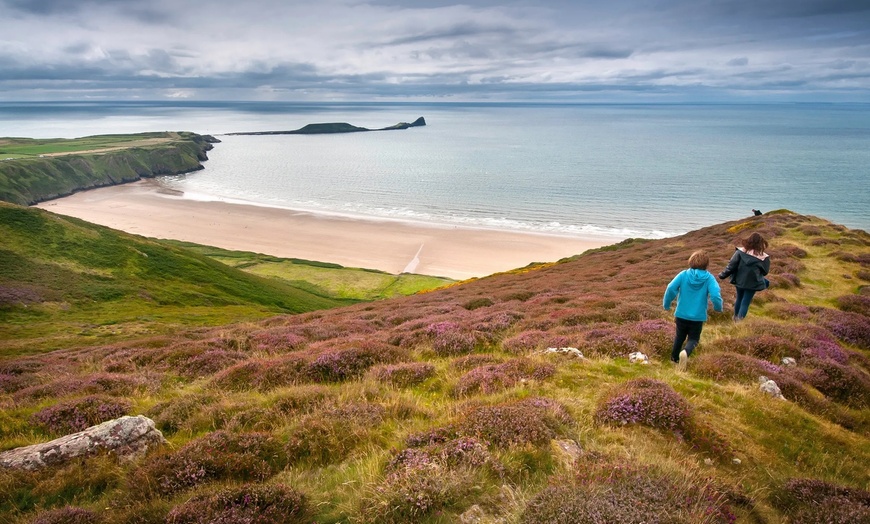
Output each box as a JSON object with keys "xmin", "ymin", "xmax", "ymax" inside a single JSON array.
[{"xmin": 34, "ymin": 181, "xmax": 615, "ymax": 280}]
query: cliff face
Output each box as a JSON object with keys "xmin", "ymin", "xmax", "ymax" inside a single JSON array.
[{"xmin": 0, "ymin": 133, "xmax": 218, "ymax": 206}]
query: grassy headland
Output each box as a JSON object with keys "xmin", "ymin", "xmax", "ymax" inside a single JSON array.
[
  {"xmin": 0, "ymin": 211, "xmax": 868, "ymax": 523},
  {"xmin": 0, "ymin": 132, "xmax": 217, "ymax": 206}
]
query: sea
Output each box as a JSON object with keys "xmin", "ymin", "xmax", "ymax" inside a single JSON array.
[{"xmin": 2, "ymin": 101, "xmax": 868, "ymax": 240}]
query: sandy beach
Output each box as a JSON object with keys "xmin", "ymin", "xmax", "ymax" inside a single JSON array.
[{"xmin": 34, "ymin": 181, "xmax": 614, "ymax": 280}]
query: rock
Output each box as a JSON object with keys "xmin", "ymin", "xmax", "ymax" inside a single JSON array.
[
  {"xmin": 545, "ymin": 347, "xmax": 584, "ymax": 358},
  {"xmin": 759, "ymin": 378, "xmax": 785, "ymax": 400},
  {"xmin": 628, "ymin": 352, "xmax": 649, "ymax": 365},
  {"xmin": 782, "ymin": 357, "xmax": 797, "ymax": 367},
  {"xmin": 704, "ymin": 458, "xmax": 714, "ymax": 466},
  {"xmin": 551, "ymin": 439, "xmax": 583, "ymax": 468},
  {"xmin": 732, "ymin": 458, "xmax": 742, "ymax": 465},
  {"xmin": 0, "ymin": 415, "xmax": 166, "ymax": 471}
]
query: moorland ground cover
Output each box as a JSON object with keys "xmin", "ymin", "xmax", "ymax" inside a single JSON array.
[{"xmin": 1, "ymin": 210, "xmax": 869, "ymax": 523}]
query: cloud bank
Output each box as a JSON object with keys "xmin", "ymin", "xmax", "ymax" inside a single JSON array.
[{"xmin": 1, "ymin": 0, "xmax": 868, "ymax": 101}]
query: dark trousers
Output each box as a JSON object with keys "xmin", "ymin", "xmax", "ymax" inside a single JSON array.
[
  {"xmin": 672, "ymin": 317, "xmax": 704, "ymax": 362},
  {"xmin": 734, "ymin": 287, "xmax": 757, "ymax": 319}
]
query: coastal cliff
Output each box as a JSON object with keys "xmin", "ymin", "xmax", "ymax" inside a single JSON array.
[
  {"xmin": 0, "ymin": 132, "xmax": 219, "ymax": 206},
  {"xmin": 228, "ymin": 116, "xmax": 426, "ymax": 135}
]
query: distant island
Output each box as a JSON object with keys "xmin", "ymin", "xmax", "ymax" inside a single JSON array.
[{"xmin": 227, "ymin": 117, "xmax": 426, "ymax": 135}]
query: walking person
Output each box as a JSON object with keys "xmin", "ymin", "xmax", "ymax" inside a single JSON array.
[
  {"xmin": 718, "ymin": 232, "xmax": 770, "ymax": 321},
  {"xmin": 663, "ymin": 250, "xmax": 723, "ymax": 371}
]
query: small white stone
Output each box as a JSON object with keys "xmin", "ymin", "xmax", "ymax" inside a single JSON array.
[
  {"xmin": 781, "ymin": 357, "xmax": 797, "ymax": 367},
  {"xmin": 704, "ymin": 458, "xmax": 714, "ymax": 466},
  {"xmin": 732, "ymin": 458, "xmax": 742, "ymax": 465},
  {"xmin": 628, "ymin": 352, "xmax": 649, "ymax": 364}
]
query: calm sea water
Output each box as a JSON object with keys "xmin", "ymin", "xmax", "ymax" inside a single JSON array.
[{"xmin": 2, "ymin": 101, "xmax": 868, "ymax": 239}]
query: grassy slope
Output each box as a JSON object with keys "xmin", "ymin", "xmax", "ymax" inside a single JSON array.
[
  {"xmin": 165, "ymin": 240, "xmax": 454, "ymax": 301},
  {"xmin": 0, "ymin": 211, "xmax": 868, "ymax": 523},
  {"xmin": 0, "ymin": 132, "xmax": 214, "ymax": 206},
  {"xmin": 0, "ymin": 202, "xmax": 352, "ymax": 355}
]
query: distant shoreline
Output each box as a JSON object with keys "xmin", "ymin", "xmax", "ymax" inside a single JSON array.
[{"xmin": 34, "ymin": 180, "xmax": 612, "ymax": 280}]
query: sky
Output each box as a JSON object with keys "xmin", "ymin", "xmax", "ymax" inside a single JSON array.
[{"xmin": 1, "ymin": 0, "xmax": 869, "ymax": 102}]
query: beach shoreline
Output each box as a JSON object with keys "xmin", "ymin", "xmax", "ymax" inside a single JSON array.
[{"xmin": 34, "ymin": 180, "xmax": 618, "ymax": 280}]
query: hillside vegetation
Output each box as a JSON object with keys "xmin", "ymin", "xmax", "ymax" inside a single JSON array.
[
  {"xmin": 0, "ymin": 132, "xmax": 217, "ymax": 206},
  {"xmin": 1, "ymin": 211, "xmax": 869, "ymax": 523}
]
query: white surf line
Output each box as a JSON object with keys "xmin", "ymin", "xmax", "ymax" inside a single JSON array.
[{"xmin": 402, "ymin": 244, "xmax": 424, "ymax": 274}]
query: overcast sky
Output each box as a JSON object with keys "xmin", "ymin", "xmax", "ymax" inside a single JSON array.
[{"xmin": 1, "ymin": 0, "xmax": 869, "ymax": 102}]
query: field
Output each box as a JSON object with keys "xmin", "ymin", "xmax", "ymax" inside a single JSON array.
[
  {"xmin": 0, "ymin": 210, "xmax": 869, "ymax": 523},
  {"xmin": 0, "ymin": 134, "xmax": 180, "ymax": 159}
]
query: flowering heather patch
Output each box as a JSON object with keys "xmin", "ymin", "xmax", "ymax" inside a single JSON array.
[
  {"xmin": 132, "ymin": 431, "xmax": 283, "ymax": 497},
  {"xmin": 767, "ymin": 303, "xmax": 813, "ymax": 321},
  {"xmin": 454, "ymin": 358, "xmax": 556, "ymax": 397},
  {"xmin": 472, "ymin": 310, "xmax": 523, "ymax": 338},
  {"xmin": 501, "ymin": 290, "xmax": 535, "ymax": 302},
  {"xmin": 209, "ymin": 356, "xmax": 303, "ymax": 391},
  {"xmin": 502, "ymin": 330, "xmax": 550, "ymax": 354},
  {"xmin": 284, "ymin": 413, "xmax": 370, "ymax": 465},
  {"xmin": 627, "ymin": 319, "xmax": 675, "ymax": 359},
  {"xmin": 799, "ymin": 339, "xmax": 850, "ymax": 364},
  {"xmin": 425, "ymin": 321, "xmax": 478, "ymax": 356},
  {"xmin": 858, "ymin": 270, "xmax": 870, "ymax": 281},
  {"xmin": 594, "ymin": 378, "xmax": 692, "ymax": 434},
  {"xmin": 693, "ymin": 352, "xmax": 782, "ymax": 383},
  {"xmin": 521, "ymin": 459, "xmax": 736, "ymax": 524},
  {"xmin": 30, "ymin": 506, "xmax": 100, "ymax": 524},
  {"xmin": 719, "ymin": 334, "xmax": 798, "ymax": 361},
  {"xmin": 323, "ymin": 401, "xmax": 387, "ymax": 426},
  {"xmin": 459, "ymin": 396, "xmax": 572, "ymax": 447},
  {"xmin": 250, "ymin": 327, "xmax": 308, "ymax": 353},
  {"xmin": 405, "ymin": 425, "xmax": 459, "ymax": 448},
  {"xmin": 612, "ymin": 301, "xmax": 661, "ymax": 322},
  {"xmin": 370, "ymin": 362, "xmax": 436, "ymax": 387},
  {"xmin": 799, "ymin": 225, "xmax": 822, "ymax": 236},
  {"xmin": 307, "ymin": 341, "xmax": 404, "ymax": 382},
  {"xmin": 837, "ymin": 294, "xmax": 870, "ymax": 316},
  {"xmin": 774, "ymin": 478, "xmax": 870, "ymax": 524},
  {"xmin": 147, "ymin": 392, "xmax": 216, "ymax": 434},
  {"xmin": 773, "ymin": 256, "xmax": 805, "ymax": 275},
  {"xmin": 775, "ymin": 243, "xmax": 808, "ymax": 259},
  {"xmin": 0, "ymin": 372, "xmax": 37, "ymax": 394},
  {"xmin": 802, "ymin": 358, "xmax": 870, "ymax": 408},
  {"xmin": 817, "ymin": 308, "xmax": 870, "ymax": 349},
  {"xmin": 583, "ymin": 331, "xmax": 640, "ymax": 358},
  {"xmin": 771, "ymin": 272, "xmax": 801, "ymax": 289},
  {"xmin": 165, "ymin": 483, "xmax": 310, "ymax": 524},
  {"xmin": 178, "ymin": 349, "xmax": 247, "ymax": 379},
  {"xmin": 31, "ymin": 394, "xmax": 132, "ymax": 435},
  {"xmin": 13, "ymin": 372, "xmax": 154, "ymax": 403}
]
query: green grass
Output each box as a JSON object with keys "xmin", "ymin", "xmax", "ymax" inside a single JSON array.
[
  {"xmin": 0, "ymin": 133, "xmax": 180, "ymax": 158},
  {"xmin": 165, "ymin": 241, "xmax": 453, "ymax": 301}
]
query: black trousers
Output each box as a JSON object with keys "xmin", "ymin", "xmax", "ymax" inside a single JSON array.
[{"xmin": 672, "ymin": 317, "xmax": 704, "ymax": 362}]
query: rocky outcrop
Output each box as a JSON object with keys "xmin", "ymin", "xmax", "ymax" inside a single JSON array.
[
  {"xmin": 0, "ymin": 415, "xmax": 166, "ymax": 470},
  {"xmin": 229, "ymin": 117, "xmax": 427, "ymax": 135}
]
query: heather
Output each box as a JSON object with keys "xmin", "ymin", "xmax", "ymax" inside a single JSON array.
[{"xmin": 1, "ymin": 212, "xmax": 869, "ymax": 523}]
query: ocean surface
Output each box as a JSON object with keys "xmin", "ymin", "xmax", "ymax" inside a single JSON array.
[{"xmin": 2, "ymin": 101, "xmax": 868, "ymax": 239}]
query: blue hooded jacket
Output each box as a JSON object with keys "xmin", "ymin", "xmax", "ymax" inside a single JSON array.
[{"xmin": 663, "ymin": 268, "xmax": 723, "ymax": 321}]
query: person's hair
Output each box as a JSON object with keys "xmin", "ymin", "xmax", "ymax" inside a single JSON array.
[
  {"xmin": 688, "ymin": 250, "xmax": 709, "ymax": 270},
  {"xmin": 742, "ymin": 232, "xmax": 768, "ymax": 254}
]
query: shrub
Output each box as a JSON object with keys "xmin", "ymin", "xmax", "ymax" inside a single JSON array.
[
  {"xmin": 459, "ymin": 397, "xmax": 572, "ymax": 447},
  {"xmin": 132, "ymin": 431, "xmax": 283, "ymax": 497},
  {"xmin": 359, "ymin": 460, "xmax": 469, "ymax": 523},
  {"xmin": 31, "ymin": 395, "xmax": 132, "ymax": 435},
  {"xmin": 766, "ymin": 303, "xmax": 813, "ymax": 321},
  {"xmin": 211, "ymin": 354, "xmax": 308, "ymax": 391},
  {"xmin": 775, "ymin": 244, "xmax": 808, "ymax": 258},
  {"xmin": 371, "ymin": 362, "xmax": 436, "ymax": 387},
  {"xmin": 771, "ymin": 273, "xmax": 801, "ymax": 289},
  {"xmin": 0, "ymin": 372, "xmax": 37, "ymax": 394},
  {"xmin": 836, "ymin": 294, "xmax": 870, "ymax": 316},
  {"xmin": 165, "ymin": 483, "xmax": 309, "ymax": 524},
  {"xmin": 451, "ymin": 354, "xmax": 503, "ymax": 371},
  {"xmin": 284, "ymin": 413, "xmax": 371, "ymax": 465},
  {"xmin": 454, "ymin": 358, "xmax": 555, "ymax": 397},
  {"xmin": 250, "ymin": 328, "xmax": 308, "ymax": 352},
  {"xmin": 800, "ymin": 225, "xmax": 822, "ymax": 236},
  {"xmin": 463, "ymin": 297, "xmax": 494, "ymax": 310},
  {"xmin": 521, "ymin": 459, "xmax": 735, "ymax": 524},
  {"xmin": 817, "ymin": 308, "xmax": 870, "ymax": 349},
  {"xmin": 271, "ymin": 385, "xmax": 332, "ymax": 414},
  {"xmin": 715, "ymin": 335, "xmax": 798, "ymax": 361},
  {"xmin": 800, "ymin": 339, "xmax": 850, "ymax": 364},
  {"xmin": 628, "ymin": 319, "xmax": 675, "ymax": 359},
  {"xmin": 425, "ymin": 321, "xmax": 478, "ymax": 356},
  {"xmin": 693, "ymin": 352, "xmax": 782, "ymax": 383},
  {"xmin": 178, "ymin": 349, "xmax": 247, "ymax": 379},
  {"xmin": 594, "ymin": 378, "xmax": 692, "ymax": 434},
  {"xmin": 584, "ymin": 331, "xmax": 640, "ymax": 358},
  {"xmin": 802, "ymin": 358, "xmax": 870, "ymax": 408},
  {"xmin": 307, "ymin": 341, "xmax": 404, "ymax": 382},
  {"xmin": 774, "ymin": 478, "xmax": 870, "ymax": 524},
  {"xmin": 502, "ymin": 290, "xmax": 535, "ymax": 302},
  {"xmin": 30, "ymin": 506, "xmax": 101, "ymax": 524},
  {"xmin": 502, "ymin": 330, "xmax": 550, "ymax": 354}
]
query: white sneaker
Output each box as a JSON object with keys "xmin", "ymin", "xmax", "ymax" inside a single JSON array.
[{"xmin": 677, "ymin": 350, "xmax": 688, "ymax": 372}]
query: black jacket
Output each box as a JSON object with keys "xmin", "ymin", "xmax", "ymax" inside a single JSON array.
[{"xmin": 718, "ymin": 248, "xmax": 770, "ymax": 290}]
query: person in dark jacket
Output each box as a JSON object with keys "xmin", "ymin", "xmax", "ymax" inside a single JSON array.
[
  {"xmin": 663, "ymin": 250, "xmax": 723, "ymax": 371},
  {"xmin": 718, "ymin": 232, "xmax": 770, "ymax": 320}
]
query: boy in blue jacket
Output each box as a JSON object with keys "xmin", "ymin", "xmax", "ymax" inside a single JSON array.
[{"xmin": 663, "ymin": 250, "xmax": 723, "ymax": 370}]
